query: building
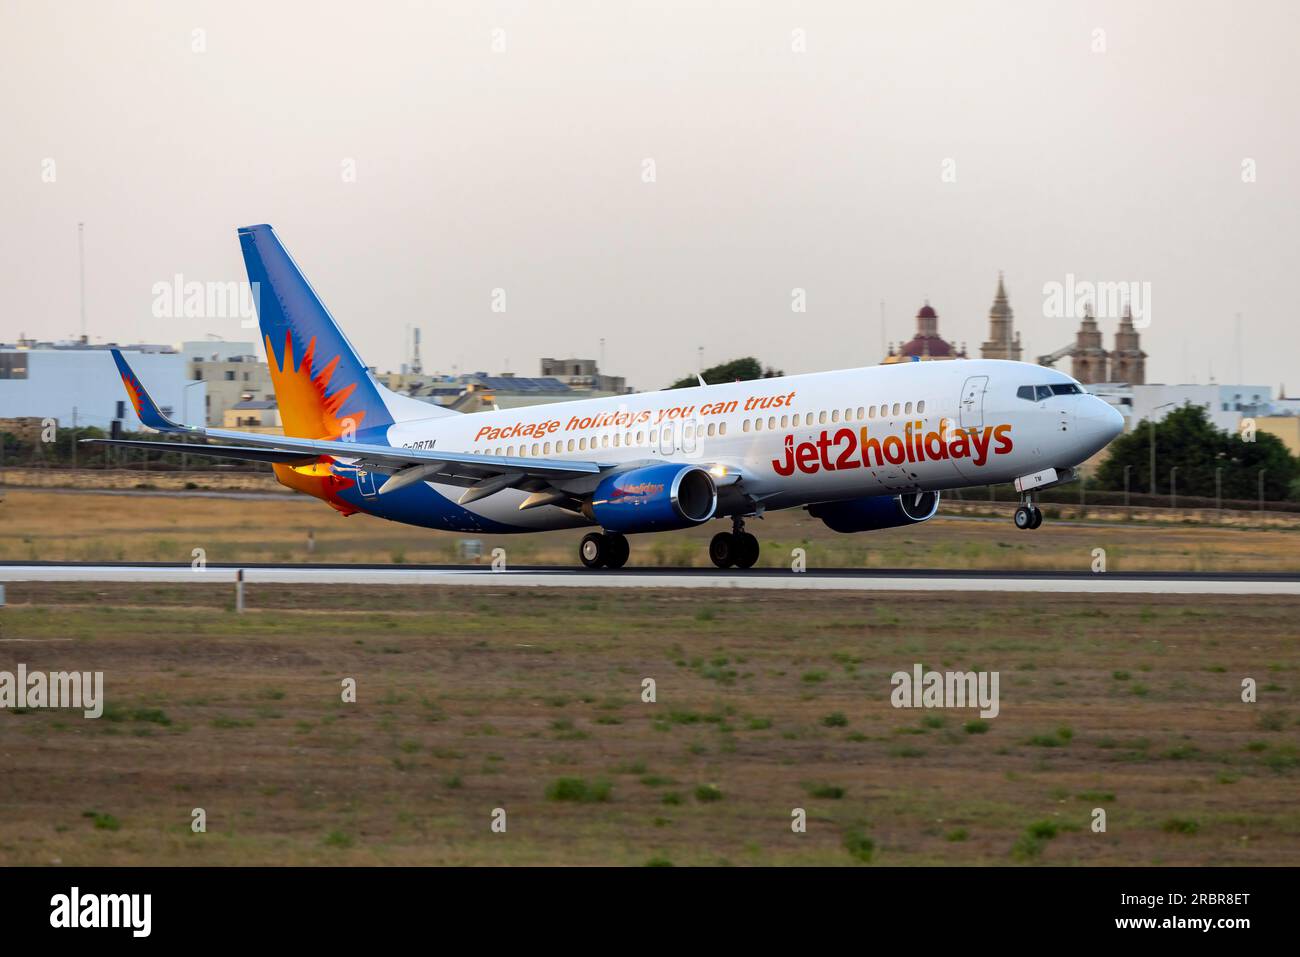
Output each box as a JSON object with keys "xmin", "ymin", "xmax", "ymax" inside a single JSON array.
[
  {"xmin": 1070, "ymin": 306, "xmax": 1110, "ymax": 384},
  {"xmin": 1088, "ymin": 382, "xmax": 1274, "ymax": 435},
  {"xmin": 222, "ymin": 399, "xmax": 282, "ymax": 433},
  {"xmin": 182, "ymin": 340, "xmax": 274, "ymax": 426},
  {"xmin": 1107, "ymin": 306, "xmax": 1147, "ymax": 384},
  {"xmin": 539, "ymin": 358, "xmax": 629, "ymax": 394},
  {"xmin": 379, "ymin": 359, "xmax": 633, "ymax": 412},
  {"xmin": 883, "ymin": 303, "xmax": 967, "ymax": 363},
  {"xmin": 1037, "ymin": 303, "xmax": 1146, "ymax": 385},
  {"xmin": 0, "ymin": 337, "xmax": 201, "ymax": 433},
  {"xmin": 1257, "ymin": 416, "xmax": 1300, "ymax": 456},
  {"xmin": 978, "ymin": 274, "xmax": 1022, "ymax": 361}
]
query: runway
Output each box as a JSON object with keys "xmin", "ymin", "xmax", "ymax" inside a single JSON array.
[{"xmin": 2, "ymin": 562, "xmax": 1298, "ymax": 594}]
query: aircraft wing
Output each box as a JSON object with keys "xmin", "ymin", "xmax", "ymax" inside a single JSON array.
[{"xmin": 86, "ymin": 349, "xmax": 607, "ymax": 501}]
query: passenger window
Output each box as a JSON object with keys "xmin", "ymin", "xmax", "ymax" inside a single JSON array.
[
  {"xmin": 768, "ymin": 416, "xmax": 776, "ymax": 430},
  {"xmin": 831, "ymin": 409, "xmax": 840, "ymax": 423},
  {"xmin": 780, "ymin": 415, "xmax": 788, "ymax": 428},
  {"xmin": 742, "ymin": 420, "xmax": 751, "ymax": 433},
  {"xmin": 507, "ymin": 446, "xmax": 514, "ymax": 456},
  {"xmin": 613, "ymin": 434, "xmax": 620, "ymax": 447},
  {"xmin": 905, "ymin": 402, "xmax": 913, "ymax": 414},
  {"xmin": 602, "ymin": 435, "xmax": 609, "ymax": 448},
  {"xmin": 636, "ymin": 430, "xmax": 644, "ymax": 444},
  {"xmin": 755, "ymin": 418, "xmax": 763, "ymax": 431},
  {"xmin": 531, "ymin": 443, "xmax": 539, "ymax": 456},
  {"xmin": 868, "ymin": 405, "xmax": 876, "ymax": 418},
  {"xmin": 578, "ymin": 438, "xmax": 586, "ymax": 450},
  {"xmin": 818, "ymin": 411, "xmax": 827, "ymax": 425},
  {"xmin": 719, "ymin": 422, "xmax": 727, "ymax": 436},
  {"xmin": 856, "ymin": 406, "xmax": 864, "ymax": 419},
  {"xmin": 917, "ymin": 400, "xmax": 925, "ymax": 414},
  {"xmin": 890, "ymin": 402, "xmax": 899, "ymax": 416}
]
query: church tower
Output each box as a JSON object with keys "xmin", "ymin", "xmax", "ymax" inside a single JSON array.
[
  {"xmin": 1070, "ymin": 304, "xmax": 1110, "ymax": 384},
  {"xmin": 979, "ymin": 273, "xmax": 1022, "ymax": 361},
  {"xmin": 1108, "ymin": 304, "xmax": 1146, "ymax": 384}
]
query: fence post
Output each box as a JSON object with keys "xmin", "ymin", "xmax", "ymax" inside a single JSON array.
[{"xmin": 235, "ymin": 568, "xmax": 245, "ymax": 614}]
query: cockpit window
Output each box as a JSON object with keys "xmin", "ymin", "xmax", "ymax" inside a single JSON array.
[{"xmin": 1018, "ymin": 383, "xmax": 1083, "ymax": 401}]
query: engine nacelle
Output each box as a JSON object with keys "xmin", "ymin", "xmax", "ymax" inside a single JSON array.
[
  {"xmin": 807, "ymin": 491, "xmax": 941, "ymax": 533},
  {"xmin": 584, "ymin": 464, "xmax": 718, "ymax": 533}
]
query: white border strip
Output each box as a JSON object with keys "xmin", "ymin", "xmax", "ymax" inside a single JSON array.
[{"xmin": 0, "ymin": 566, "xmax": 1296, "ymax": 595}]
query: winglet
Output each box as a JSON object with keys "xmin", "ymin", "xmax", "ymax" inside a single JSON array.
[{"xmin": 110, "ymin": 349, "xmax": 189, "ymax": 432}]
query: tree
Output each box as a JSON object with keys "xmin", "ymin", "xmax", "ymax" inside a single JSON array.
[
  {"xmin": 667, "ymin": 357, "xmax": 784, "ymax": 390},
  {"xmin": 1094, "ymin": 403, "xmax": 1299, "ymax": 501}
]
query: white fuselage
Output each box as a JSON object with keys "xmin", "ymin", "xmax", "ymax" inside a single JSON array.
[{"xmin": 381, "ymin": 359, "xmax": 1123, "ymax": 532}]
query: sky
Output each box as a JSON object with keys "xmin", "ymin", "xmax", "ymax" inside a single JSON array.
[{"xmin": 1, "ymin": 0, "xmax": 1297, "ymax": 392}]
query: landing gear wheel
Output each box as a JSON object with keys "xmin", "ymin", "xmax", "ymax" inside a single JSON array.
[
  {"xmin": 732, "ymin": 532, "xmax": 760, "ymax": 569},
  {"xmin": 579, "ymin": 532, "xmax": 607, "ymax": 568},
  {"xmin": 604, "ymin": 533, "xmax": 630, "ymax": 569},
  {"xmin": 1029, "ymin": 507, "xmax": 1043, "ymax": 529},
  {"xmin": 709, "ymin": 532, "xmax": 735, "ymax": 569},
  {"xmin": 1014, "ymin": 506, "xmax": 1034, "ymax": 530}
]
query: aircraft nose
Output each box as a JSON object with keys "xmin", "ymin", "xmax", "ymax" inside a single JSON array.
[{"xmin": 1076, "ymin": 397, "xmax": 1124, "ymax": 452}]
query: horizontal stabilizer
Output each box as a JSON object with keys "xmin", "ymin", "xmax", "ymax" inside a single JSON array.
[{"xmin": 81, "ymin": 438, "xmax": 319, "ymax": 465}]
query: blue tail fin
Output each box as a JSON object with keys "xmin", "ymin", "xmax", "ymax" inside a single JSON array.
[{"xmin": 238, "ymin": 224, "xmax": 403, "ymax": 440}]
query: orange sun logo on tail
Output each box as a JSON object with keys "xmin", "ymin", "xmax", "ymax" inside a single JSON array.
[
  {"xmin": 265, "ymin": 331, "xmax": 366, "ymax": 514},
  {"xmin": 265, "ymin": 331, "xmax": 366, "ymax": 440}
]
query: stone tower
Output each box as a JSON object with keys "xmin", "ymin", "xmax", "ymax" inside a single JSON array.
[
  {"xmin": 1108, "ymin": 304, "xmax": 1147, "ymax": 385},
  {"xmin": 1070, "ymin": 305, "xmax": 1110, "ymax": 384},
  {"xmin": 979, "ymin": 273, "xmax": 1022, "ymax": 361}
]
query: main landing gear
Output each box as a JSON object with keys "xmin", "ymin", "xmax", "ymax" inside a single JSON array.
[
  {"xmin": 579, "ymin": 531, "xmax": 630, "ymax": 569},
  {"xmin": 709, "ymin": 517, "xmax": 760, "ymax": 569},
  {"xmin": 1014, "ymin": 493, "xmax": 1043, "ymax": 530}
]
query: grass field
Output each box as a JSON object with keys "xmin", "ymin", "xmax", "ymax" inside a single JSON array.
[
  {"xmin": 1, "ymin": 583, "xmax": 1296, "ymax": 866},
  {"xmin": 1, "ymin": 488, "xmax": 1298, "ymax": 571}
]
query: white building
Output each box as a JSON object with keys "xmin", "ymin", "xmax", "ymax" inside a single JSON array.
[
  {"xmin": 0, "ymin": 341, "xmax": 202, "ymax": 432},
  {"xmin": 181, "ymin": 340, "xmax": 272, "ymax": 426},
  {"xmin": 1087, "ymin": 382, "xmax": 1273, "ymax": 434}
]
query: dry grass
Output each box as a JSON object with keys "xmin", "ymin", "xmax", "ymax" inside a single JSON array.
[
  {"xmin": 1, "ymin": 488, "xmax": 1298, "ymax": 571},
  {"xmin": 0, "ymin": 584, "xmax": 1296, "ymax": 866}
]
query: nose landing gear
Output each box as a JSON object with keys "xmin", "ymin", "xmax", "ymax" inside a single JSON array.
[
  {"xmin": 1013, "ymin": 493, "xmax": 1043, "ymax": 530},
  {"xmin": 709, "ymin": 516, "xmax": 760, "ymax": 569}
]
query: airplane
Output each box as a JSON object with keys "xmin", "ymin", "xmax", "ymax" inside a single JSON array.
[{"xmin": 89, "ymin": 224, "xmax": 1125, "ymax": 570}]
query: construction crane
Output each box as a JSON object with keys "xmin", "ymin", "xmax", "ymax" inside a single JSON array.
[{"xmin": 1037, "ymin": 343, "xmax": 1075, "ymax": 368}]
